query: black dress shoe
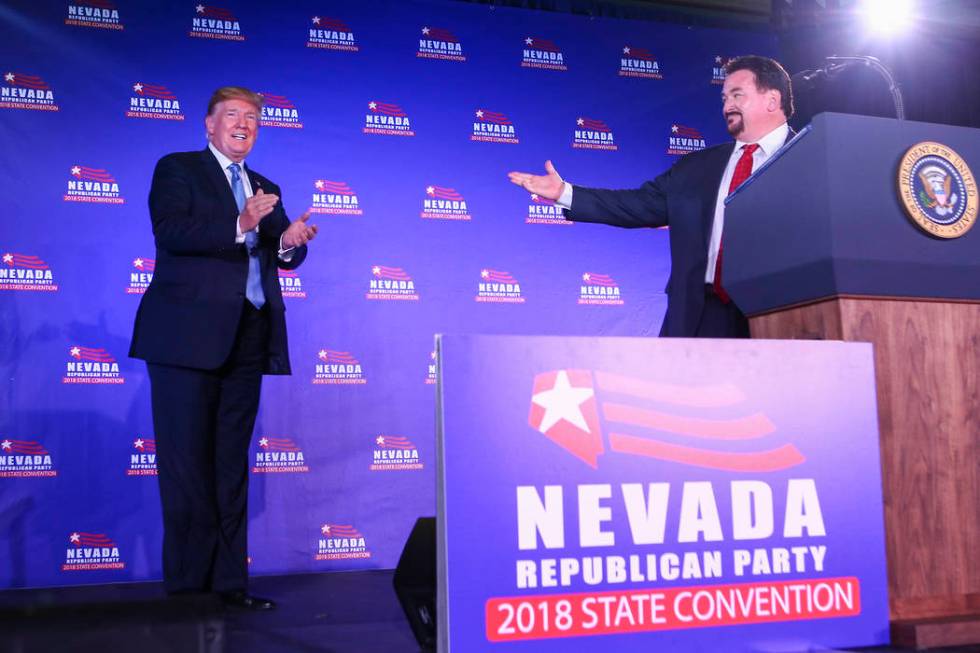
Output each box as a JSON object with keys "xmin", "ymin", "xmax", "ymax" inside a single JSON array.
[{"xmin": 219, "ymin": 591, "xmax": 276, "ymax": 610}]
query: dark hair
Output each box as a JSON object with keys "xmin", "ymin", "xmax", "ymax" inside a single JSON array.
[
  {"xmin": 206, "ymin": 86, "xmax": 263, "ymax": 116},
  {"xmin": 724, "ymin": 55, "xmax": 794, "ymax": 119}
]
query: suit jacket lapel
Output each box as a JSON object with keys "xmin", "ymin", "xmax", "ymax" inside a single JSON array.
[{"xmin": 200, "ymin": 148, "xmax": 240, "ymax": 220}]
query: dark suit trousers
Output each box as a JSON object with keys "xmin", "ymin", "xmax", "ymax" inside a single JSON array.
[
  {"xmin": 695, "ymin": 286, "xmax": 751, "ymax": 338},
  {"xmin": 147, "ymin": 301, "xmax": 268, "ymax": 594}
]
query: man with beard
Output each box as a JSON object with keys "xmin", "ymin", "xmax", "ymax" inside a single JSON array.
[{"xmin": 508, "ymin": 55, "xmax": 794, "ymax": 337}]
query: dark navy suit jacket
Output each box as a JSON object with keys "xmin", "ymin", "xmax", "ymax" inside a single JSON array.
[
  {"xmin": 130, "ymin": 148, "xmax": 306, "ymax": 374},
  {"xmin": 565, "ymin": 132, "xmax": 792, "ymax": 337}
]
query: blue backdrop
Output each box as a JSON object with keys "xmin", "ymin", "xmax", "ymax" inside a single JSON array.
[{"xmin": 0, "ymin": 0, "xmax": 773, "ymax": 588}]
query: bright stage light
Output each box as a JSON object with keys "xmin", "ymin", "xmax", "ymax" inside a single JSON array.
[{"xmin": 859, "ymin": 0, "xmax": 913, "ymax": 35}]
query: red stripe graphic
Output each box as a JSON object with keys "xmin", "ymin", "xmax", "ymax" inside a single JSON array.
[
  {"xmin": 610, "ymin": 433, "xmax": 806, "ymax": 473},
  {"xmin": 531, "ymin": 194, "xmax": 555, "ymax": 205},
  {"xmin": 71, "ymin": 533, "xmax": 115, "ymax": 547},
  {"xmin": 1, "ymin": 440, "xmax": 49, "ymax": 455},
  {"xmin": 318, "ymin": 349, "xmax": 359, "ymax": 364},
  {"xmin": 260, "ymin": 93, "xmax": 295, "ymax": 109},
  {"xmin": 526, "ymin": 37, "xmax": 560, "ymax": 52},
  {"xmin": 673, "ymin": 124, "xmax": 703, "ymax": 138},
  {"xmin": 322, "ymin": 524, "xmax": 363, "ymax": 538},
  {"xmin": 71, "ymin": 166, "xmax": 115, "ymax": 182},
  {"xmin": 582, "ymin": 272, "xmax": 617, "ymax": 287},
  {"xmin": 132, "ymin": 257, "xmax": 155, "ymax": 272},
  {"xmin": 6, "ymin": 73, "xmax": 50, "ymax": 90},
  {"xmin": 133, "ymin": 438, "xmax": 156, "ymax": 453},
  {"xmin": 594, "ymin": 371, "xmax": 744, "ymax": 408},
  {"xmin": 316, "ymin": 180, "xmax": 354, "ymax": 194},
  {"xmin": 69, "ymin": 346, "xmax": 116, "ymax": 362},
  {"xmin": 426, "ymin": 185, "xmax": 463, "ymax": 200},
  {"xmin": 378, "ymin": 436, "xmax": 415, "ymax": 450},
  {"xmin": 315, "ymin": 17, "xmax": 349, "ymax": 30},
  {"xmin": 278, "ymin": 268, "xmax": 298, "ymax": 278},
  {"xmin": 134, "ymin": 83, "xmax": 175, "ymax": 100},
  {"xmin": 198, "ymin": 6, "xmax": 236, "ymax": 20},
  {"xmin": 476, "ymin": 109, "xmax": 512, "ymax": 125},
  {"xmin": 481, "ymin": 269, "xmax": 517, "ymax": 283},
  {"xmin": 372, "ymin": 265, "xmax": 411, "ymax": 280},
  {"xmin": 259, "ymin": 437, "xmax": 300, "ymax": 452},
  {"xmin": 369, "ymin": 101, "xmax": 406, "ymax": 117},
  {"xmin": 423, "ymin": 27, "xmax": 458, "ymax": 42},
  {"xmin": 603, "ymin": 403, "xmax": 775, "ymax": 440},
  {"xmin": 3, "ymin": 253, "xmax": 49, "ymax": 270},
  {"xmin": 577, "ymin": 117, "xmax": 610, "ymax": 131},
  {"xmin": 624, "ymin": 46, "xmax": 654, "ymax": 60}
]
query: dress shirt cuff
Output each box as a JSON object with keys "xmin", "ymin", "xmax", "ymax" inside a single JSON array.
[
  {"xmin": 278, "ymin": 234, "xmax": 295, "ymax": 262},
  {"xmin": 556, "ymin": 182, "xmax": 574, "ymax": 209},
  {"xmin": 235, "ymin": 217, "xmax": 245, "ymax": 244}
]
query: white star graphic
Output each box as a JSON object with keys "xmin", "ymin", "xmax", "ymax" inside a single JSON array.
[
  {"xmin": 318, "ymin": 349, "xmax": 328, "ymax": 360},
  {"xmin": 671, "ymin": 124, "xmax": 678, "ymax": 133},
  {"xmin": 133, "ymin": 258, "xmax": 143, "ymax": 268},
  {"xmin": 429, "ymin": 350, "xmax": 436, "ymax": 360},
  {"xmin": 531, "ymin": 370, "xmax": 594, "ymax": 433},
  {"xmin": 480, "ymin": 269, "xmax": 490, "ymax": 278},
  {"xmin": 70, "ymin": 346, "xmax": 81, "ymax": 358},
  {"xmin": 70, "ymin": 533, "xmax": 81, "ymax": 544},
  {"xmin": 1, "ymin": 440, "xmax": 11, "ymax": 451},
  {"xmin": 475, "ymin": 109, "xmax": 483, "ymax": 119},
  {"xmin": 376, "ymin": 435, "xmax": 385, "ymax": 445},
  {"xmin": 530, "ymin": 194, "xmax": 539, "ymax": 201},
  {"xmin": 3, "ymin": 254, "xmax": 12, "ymax": 264},
  {"xmin": 582, "ymin": 273, "xmax": 591, "ymax": 281},
  {"xmin": 525, "ymin": 37, "xmax": 533, "ymax": 46},
  {"xmin": 321, "ymin": 524, "xmax": 331, "ymax": 535},
  {"xmin": 315, "ymin": 180, "xmax": 324, "ymax": 189},
  {"xmin": 196, "ymin": 5, "xmax": 205, "ymax": 14},
  {"xmin": 4, "ymin": 73, "xmax": 14, "ymax": 83},
  {"xmin": 425, "ymin": 186, "xmax": 435, "ymax": 195},
  {"xmin": 715, "ymin": 56, "xmax": 722, "ymax": 63},
  {"xmin": 368, "ymin": 101, "xmax": 377, "ymax": 111},
  {"xmin": 576, "ymin": 118, "xmax": 584, "ymax": 126},
  {"xmin": 372, "ymin": 265, "xmax": 381, "ymax": 275},
  {"xmin": 623, "ymin": 46, "xmax": 630, "ymax": 54},
  {"xmin": 259, "ymin": 437, "xmax": 269, "ymax": 447},
  {"xmin": 133, "ymin": 83, "xmax": 143, "ymax": 93},
  {"xmin": 134, "ymin": 438, "xmax": 144, "ymax": 449},
  {"xmin": 422, "ymin": 27, "xmax": 430, "ymax": 35},
  {"xmin": 312, "ymin": 16, "xmax": 320, "ymax": 25},
  {"xmin": 71, "ymin": 166, "xmax": 81, "ymax": 176}
]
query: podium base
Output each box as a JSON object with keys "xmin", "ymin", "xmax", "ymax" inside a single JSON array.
[{"xmin": 891, "ymin": 614, "xmax": 980, "ymax": 650}]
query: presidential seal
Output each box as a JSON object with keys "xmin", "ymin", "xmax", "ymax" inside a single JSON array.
[{"xmin": 897, "ymin": 141, "xmax": 977, "ymax": 239}]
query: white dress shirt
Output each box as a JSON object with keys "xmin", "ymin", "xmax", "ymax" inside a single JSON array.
[{"xmin": 556, "ymin": 121, "xmax": 789, "ymax": 284}]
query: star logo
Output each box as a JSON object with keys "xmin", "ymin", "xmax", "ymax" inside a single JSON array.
[
  {"xmin": 259, "ymin": 437, "xmax": 269, "ymax": 448},
  {"xmin": 372, "ymin": 265, "xmax": 381, "ymax": 276},
  {"xmin": 133, "ymin": 258, "xmax": 144, "ymax": 269},
  {"xmin": 582, "ymin": 273, "xmax": 591, "ymax": 281},
  {"xmin": 475, "ymin": 109, "xmax": 484, "ymax": 119},
  {"xmin": 196, "ymin": 5, "xmax": 205, "ymax": 14},
  {"xmin": 70, "ymin": 532, "xmax": 81, "ymax": 544},
  {"xmin": 314, "ymin": 180, "xmax": 324, "ymax": 190},
  {"xmin": 70, "ymin": 347, "xmax": 81, "ymax": 358},
  {"xmin": 576, "ymin": 118, "xmax": 584, "ymax": 126},
  {"xmin": 2, "ymin": 254, "xmax": 13, "ymax": 265},
  {"xmin": 425, "ymin": 186, "xmax": 435, "ymax": 196},
  {"xmin": 530, "ymin": 194, "xmax": 539, "ymax": 201},
  {"xmin": 525, "ymin": 37, "xmax": 533, "ymax": 46},
  {"xmin": 134, "ymin": 438, "xmax": 145, "ymax": 450},
  {"xmin": 368, "ymin": 101, "xmax": 377, "ymax": 111},
  {"xmin": 671, "ymin": 124, "xmax": 678, "ymax": 133},
  {"xmin": 1, "ymin": 440, "xmax": 11, "ymax": 451},
  {"xmin": 318, "ymin": 349, "xmax": 328, "ymax": 361},
  {"xmin": 422, "ymin": 26, "xmax": 430, "ymax": 35},
  {"xmin": 623, "ymin": 46, "xmax": 630, "ymax": 55},
  {"xmin": 321, "ymin": 524, "xmax": 331, "ymax": 535},
  {"xmin": 4, "ymin": 73, "xmax": 14, "ymax": 83},
  {"xmin": 71, "ymin": 166, "xmax": 81, "ymax": 176},
  {"xmin": 376, "ymin": 435, "xmax": 385, "ymax": 445},
  {"xmin": 312, "ymin": 16, "xmax": 320, "ymax": 25},
  {"xmin": 133, "ymin": 83, "xmax": 143, "ymax": 93},
  {"xmin": 480, "ymin": 269, "xmax": 489, "ymax": 279},
  {"xmin": 531, "ymin": 370, "xmax": 594, "ymax": 434},
  {"xmin": 715, "ymin": 56, "xmax": 722, "ymax": 64}
]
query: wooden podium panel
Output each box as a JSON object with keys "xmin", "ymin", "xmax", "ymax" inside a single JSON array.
[{"xmin": 749, "ymin": 297, "xmax": 980, "ymax": 636}]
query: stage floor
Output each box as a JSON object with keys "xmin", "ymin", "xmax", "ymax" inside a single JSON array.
[{"xmin": 0, "ymin": 570, "xmax": 974, "ymax": 652}]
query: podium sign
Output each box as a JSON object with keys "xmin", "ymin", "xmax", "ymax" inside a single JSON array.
[{"xmin": 436, "ymin": 335, "xmax": 889, "ymax": 652}]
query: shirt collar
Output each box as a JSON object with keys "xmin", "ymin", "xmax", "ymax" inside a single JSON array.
[
  {"xmin": 208, "ymin": 141, "xmax": 246, "ymax": 172},
  {"xmin": 735, "ymin": 122, "xmax": 789, "ymax": 157}
]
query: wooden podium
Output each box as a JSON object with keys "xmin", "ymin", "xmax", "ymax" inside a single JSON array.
[{"xmin": 724, "ymin": 113, "xmax": 980, "ymax": 649}]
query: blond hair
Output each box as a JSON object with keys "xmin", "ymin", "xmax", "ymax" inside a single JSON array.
[{"xmin": 206, "ymin": 86, "xmax": 264, "ymax": 116}]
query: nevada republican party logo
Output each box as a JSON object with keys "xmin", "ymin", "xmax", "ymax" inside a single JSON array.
[
  {"xmin": 619, "ymin": 46, "xmax": 662, "ymax": 79},
  {"xmin": 522, "ymin": 37, "xmax": 567, "ymax": 71},
  {"xmin": 370, "ymin": 435, "xmax": 423, "ymax": 471},
  {"xmin": 64, "ymin": 165, "xmax": 124, "ymax": 204},
  {"xmin": 528, "ymin": 369, "xmax": 805, "ymax": 471},
  {"xmin": 0, "ymin": 438, "xmax": 57, "ymax": 478},
  {"xmin": 526, "ymin": 193, "xmax": 570, "ymax": 226},
  {"xmin": 126, "ymin": 256, "xmax": 154, "ymax": 294},
  {"xmin": 471, "ymin": 109, "xmax": 519, "ymax": 144},
  {"xmin": 667, "ymin": 124, "xmax": 706, "ymax": 155},
  {"xmin": 1, "ymin": 252, "xmax": 58, "ymax": 292},
  {"xmin": 307, "ymin": 15, "xmax": 358, "ymax": 51},
  {"xmin": 476, "ymin": 269, "xmax": 525, "ymax": 304},
  {"xmin": 366, "ymin": 265, "xmax": 419, "ymax": 301},
  {"xmin": 573, "ymin": 117, "xmax": 617, "ymax": 151},
  {"xmin": 579, "ymin": 272, "xmax": 624, "ymax": 305},
  {"xmin": 66, "ymin": 1, "xmax": 123, "ymax": 30},
  {"xmin": 127, "ymin": 83, "xmax": 184, "ymax": 121},
  {"xmin": 259, "ymin": 93, "xmax": 303, "ymax": 129},
  {"xmin": 1, "ymin": 72, "xmax": 58, "ymax": 111},
  {"xmin": 417, "ymin": 26, "xmax": 465, "ymax": 62},
  {"xmin": 253, "ymin": 436, "xmax": 309, "ymax": 473},
  {"xmin": 64, "ymin": 345, "xmax": 124, "ymax": 384},
  {"xmin": 126, "ymin": 437, "xmax": 157, "ymax": 476},
  {"xmin": 278, "ymin": 269, "xmax": 306, "ymax": 298},
  {"xmin": 316, "ymin": 523, "xmax": 371, "ymax": 560},
  {"xmin": 421, "ymin": 185, "xmax": 471, "ymax": 221},
  {"xmin": 62, "ymin": 532, "xmax": 125, "ymax": 571},
  {"xmin": 189, "ymin": 5, "xmax": 244, "ymax": 41},
  {"xmin": 712, "ymin": 55, "xmax": 733, "ymax": 84},
  {"xmin": 364, "ymin": 101, "xmax": 414, "ymax": 136},
  {"xmin": 313, "ymin": 348, "xmax": 366, "ymax": 385},
  {"xmin": 311, "ymin": 179, "xmax": 362, "ymax": 215}
]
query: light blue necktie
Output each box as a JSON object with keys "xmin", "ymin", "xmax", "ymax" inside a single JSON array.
[{"xmin": 229, "ymin": 163, "xmax": 265, "ymax": 309}]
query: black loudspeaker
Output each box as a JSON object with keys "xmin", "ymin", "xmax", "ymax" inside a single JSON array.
[{"xmin": 393, "ymin": 516, "xmax": 437, "ymax": 651}]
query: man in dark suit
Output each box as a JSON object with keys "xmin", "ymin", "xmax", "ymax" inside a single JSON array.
[
  {"xmin": 130, "ymin": 86, "xmax": 317, "ymax": 609},
  {"xmin": 509, "ymin": 55, "xmax": 794, "ymax": 337}
]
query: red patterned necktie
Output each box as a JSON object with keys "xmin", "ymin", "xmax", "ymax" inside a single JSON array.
[{"xmin": 713, "ymin": 143, "xmax": 759, "ymax": 303}]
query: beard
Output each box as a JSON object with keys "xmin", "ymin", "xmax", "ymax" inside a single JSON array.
[{"xmin": 726, "ymin": 112, "xmax": 744, "ymax": 137}]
